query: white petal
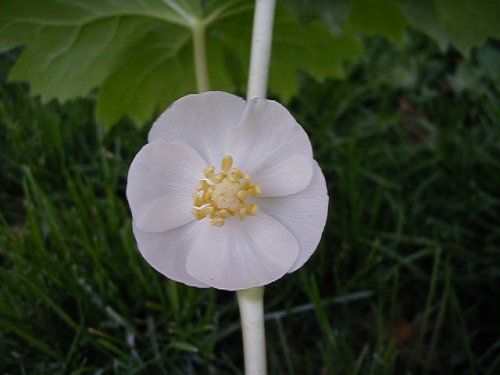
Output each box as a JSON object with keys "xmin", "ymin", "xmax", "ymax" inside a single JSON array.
[
  {"xmin": 225, "ymin": 98, "xmax": 313, "ymax": 196},
  {"xmin": 251, "ymin": 142, "xmax": 313, "ymax": 197},
  {"xmin": 148, "ymin": 91, "xmax": 246, "ymax": 165},
  {"xmin": 185, "ymin": 213, "xmax": 300, "ymax": 291},
  {"xmin": 126, "ymin": 140, "xmax": 206, "ymax": 233},
  {"xmin": 133, "ymin": 222, "xmax": 208, "ymax": 288},
  {"xmin": 256, "ymin": 162, "xmax": 329, "ymax": 273}
]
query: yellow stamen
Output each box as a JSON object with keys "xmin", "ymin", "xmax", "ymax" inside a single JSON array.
[
  {"xmin": 246, "ymin": 203, "xmax": 258, "ymax": 216},
  {"xmin": 204, "ymin": 166, "xmax": 216, "ymax": 181},
  {"xmin": 221, "ymin": 155, "xmax": 233, "ymax": 171},
  {"xmin": 192, "ymin": 155, "xmax": 261, "ymax": 227}
]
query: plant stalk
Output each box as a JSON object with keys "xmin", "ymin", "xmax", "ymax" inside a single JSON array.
[
  {"xmin": 192, "ymin": 22, "xmax": 210, "ymax": 92},
  {"xmin": 237, "ymin": 287, "xmax": 267, "ymax": 375},
  {"xmin": 237, "ymin": 2, "xmax": 276, "ymax": 374},
  {"xmin": 247, "ymin": 0, "xmax": 276, "ymax": 99},
  {"xmin": 237, "ymin": 0, "xmax": 276, "ymax": 375}
]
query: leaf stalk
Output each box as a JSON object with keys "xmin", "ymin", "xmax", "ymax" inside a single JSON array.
[{"xmin": 192, "ymin": 21, "xmax": 210, "ymax": 93}]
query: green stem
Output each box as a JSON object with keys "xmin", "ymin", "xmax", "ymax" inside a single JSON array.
[{"xmin": 192, "ymin": 22, "xmax": 210, "ymax": 93}]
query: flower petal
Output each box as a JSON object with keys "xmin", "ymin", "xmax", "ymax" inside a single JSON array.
[
  {"xmin": 148, "ymin": 91, "xmax": 246, "ymax": 165},
  {"xmin": 185, "ymin": 213, "xmax": 300, "ymax": 290},
  {"xmin": 225, "ymin": 98, "xmax": 313, "ymax": 196},
  {"xmin": 126, "ymin": 140, "xmax": 206, "ymax": 233},
  {"xmin": 133, "ymin": 222, "xmax": 208, "ymax": 288},
  {"xmin": 250, "ymin": 142, "xmax": 313, "ymax": 197},
  {"xmin": 256, "ymin": 162, "xmax": 329, "ymax": 273}
]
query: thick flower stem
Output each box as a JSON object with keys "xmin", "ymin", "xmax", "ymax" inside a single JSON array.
[
  {"xmin": 192, "ymin": 22, "xmax": 210, "ymax": 93},
  {"xmin": 237, "ymin": 2, "xmax": 276, "ymax": 374},
  {"xmin": 247, "ymin": 0, "xmax": 276, "ymax": 99},
  {"xmin": 237, "ymin": 287, "xmax": 267, "ymax": 375}
]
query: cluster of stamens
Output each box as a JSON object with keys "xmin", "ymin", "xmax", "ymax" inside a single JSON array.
[{"xmin": 192, "ymin": 155, "xmax": 261, "ymax": 227}]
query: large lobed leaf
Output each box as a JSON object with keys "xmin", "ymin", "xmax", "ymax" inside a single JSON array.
[
  {"xmin": 288, "ymin": 0, "xmax": 499, "ymax": 54},
  {"xmin": 212, "ymin": 7, "xmax": 363, "ymax": 102},
  {"xmin": 346, "ymin": 0, "xmax": 409, "ymax": 44},
  {"xmin": 1, "ymin": 0, "xmax": 498, "ymax": 128},
  {"xmin": 288, "ymin": 0, "xmax": 500, "ymax": 53},
  {"xmin": 400, "ymin": 0, "xmax": 500, "ymax": 55},
  {"xmin": 0, "ymin": 0, "xmax": 361, "ymax": 128},
  {"xmin": 0, "ymin": 0, "xmax": 187, "ymax": 100}
]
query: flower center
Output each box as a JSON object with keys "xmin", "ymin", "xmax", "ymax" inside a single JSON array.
[{"xmin": 192, "ymin": 155, "xmax": 261, "ymax": 227}]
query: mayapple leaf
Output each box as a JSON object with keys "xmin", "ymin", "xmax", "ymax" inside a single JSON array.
[
  {"xmin": 271, "ymin": 11, "xmax": 364, "ymax": 100},
  {"xmin": 286, "ymin": 0, "xmax": 409, "ymax": 44},
  {"xmin": 9, "ymin": 19, "xmax": 156, "ymax": 102},
  {"xmin": 287, "ymin": 0, "xmax": 500, "ymax": 56},
  {"xmin": 400, "ymin": 0, "xmax": 500, "ymax": 56},
  {"xmin": 283, "ymin": 0, "xmax": 353, "ymax": 36},
  {"xmin": 96, "ymin": 25, "xmax": 233, "ymax": 127},
  {"xmin": 346, "ymin": 0, "xmax": 409, "ymax": 44},
  {"xmin": 0, "ymin": 0, "xmax": 194, "ymax": 102},
  {"xmin": 96, "ymin": 27, "xmax": 195, "ymax": 127},
  {"xmin": 1, "ymin": 0, "xmax": 364, "ymax": 128},
  {"xmin": 213, "ymin": 6, "xmax": 364, "ymax": 102}
]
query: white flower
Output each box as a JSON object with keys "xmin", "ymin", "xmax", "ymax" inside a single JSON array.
[{"xmin": 126, "ymin": 91, "xmax": 329, "ymax": 291}]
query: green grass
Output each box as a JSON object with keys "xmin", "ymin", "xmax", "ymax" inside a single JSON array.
[{"xmin": 1, "ymin": 33, "xmax": 499, "ymax": 374}]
